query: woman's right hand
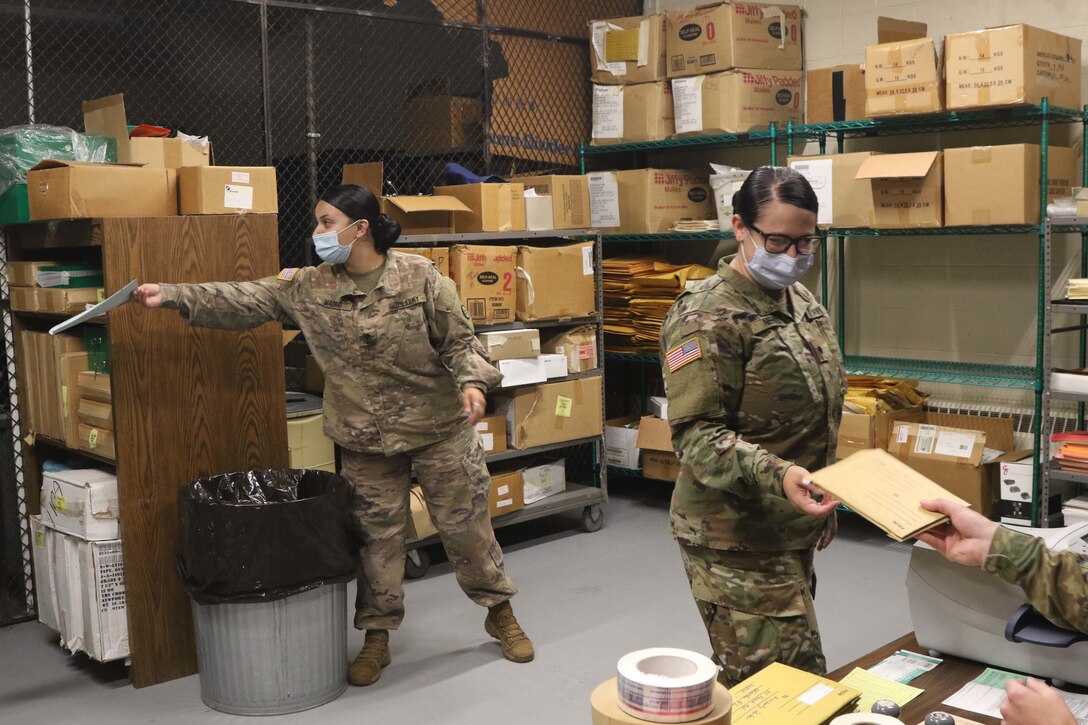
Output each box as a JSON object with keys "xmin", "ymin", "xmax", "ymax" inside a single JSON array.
[
  {"xmin": 131, "ymin": 283, "xmax": 163, "ymax": 308},
  {"xmin": 783, "ymin": 465, "xmax": 838, "ymax": 518}
]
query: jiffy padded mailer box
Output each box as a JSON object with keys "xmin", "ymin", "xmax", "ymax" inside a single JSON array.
[
  {"xmin": 434, "ymin": 183, "xmax": 526, "ymax": 233},
  {"xmin": 806, "ymin": 64, "xmax": 866, "ymax": 124},
  {"xmin": 478, "ymin": 329, "xmax": 541, "ymax": 361},
  {"xmin": 40, "ymin": 468, "xmax": 119, "ymax": 542},
  {"xmin": 495, "ymin": 376, "xmax": 603, "ymax": 450},
  {"xmin": 590, "ymin": 14, "xmax": 668, "ymax": 85},
  {"xmin": 28, "ymin": 161, "xmax": 177, "ymax": 220},
  {"xmin": 855, "ymin": 151, "xmax": 943, "ymax": 228},
  {"xmin": 636, "ymin": 415, "xmax": 679, "ymax": 481},
  {"xmin": 542, "ymin": 325, "xmax": 599, "ymax": 374},
  {"xmin": 887, "ymin": 413, "xmax": 1017, "ymax": 517},
  {"xmin": 449, "ymin": 245, "xmax": 517, "ymax": 325},
  {"xmin": 489, "ymin": 470, "xmax": 525, "ymax": 517},
  {"xmin": 945, "ymin": 25, "xmax": 1081, "ymax": 111},
  {"xmin": 865, "ymin": 37, "xmax": 943, "ymax": 117},
  {"xmin": 614, "ymin": 168, "xmax": 713, "ymax": 234},
  {"xmin": 672, "ymin": 69, "xmax": 803, "ymax": 136},
  {"xmin": 383, "ymin": 196, "xmax": 471, "ymax": 235},
  {"xmin": 507, "ymin": 175, "xmax": 591, "ymax": 230},
  {"xmin": 521, "ymin": 460, "xmax": 567, "ymax": 504},
  {"xmin": 515, "ymin": 243, "xmax": 596, "ymax": 322},
  {"xmin": 788, "ymin": 152, "xmax": 878, "ymax": 228},
  {"xmin": 591, "ymin": 81, "xmax": 675, "ymax": 146},
  {"xmin": 943, "ymin": 144, "xmax": 1076, "ymax": 226},
  {"xmin": 178, "ymin": 166, "xmax": 278, "ymax": 215},
  {"xmin": 666, "ymin": 2, "xmax": 803, "ymax": 78},
  {"xmin": 836, "ymin": 405, "xmax": 925, "ymax": 459}
]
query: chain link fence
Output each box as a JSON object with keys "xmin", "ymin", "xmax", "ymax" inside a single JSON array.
[{"xmin": 0, "ymin": 0, "xmax": 638, "ymax": 625}]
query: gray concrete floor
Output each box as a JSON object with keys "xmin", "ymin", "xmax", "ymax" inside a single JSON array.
[{"xmin": 0, "ymin": 479, "xmax": 914, "ymax": 724}]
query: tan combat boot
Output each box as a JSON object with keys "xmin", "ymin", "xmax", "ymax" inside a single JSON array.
[
  {"xmin": 348, "ymin": 629, "xmax": 391, "ymax": 686},
  {"xmin": 485, "ymin": 601, "xmax": 534, "ymax": 663}
]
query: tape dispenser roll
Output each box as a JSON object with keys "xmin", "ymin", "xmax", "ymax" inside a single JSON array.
[{"xmin": 615, "ymin": 648, "xmax": 719, "ymax": 723}]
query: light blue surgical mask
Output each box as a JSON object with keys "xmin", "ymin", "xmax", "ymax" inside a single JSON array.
[
  {"xmin": 313, "ymin": 220, "xmax": 361, "ymax": 264},
  {"xmin": 739, "ymin": 241, "xmax": 813, "ymax": 290}
]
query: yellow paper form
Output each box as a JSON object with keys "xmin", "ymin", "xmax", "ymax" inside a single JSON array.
[
  {"xmin": 605, "ymin": 28, "xmax": 641, "ymax": 62},
  {"xmin": 809, "ymin": 449, "xmax": 970, "ymax": 542},
  {"xmin": 731, "ymin": 662, "xmax": 861, "ymax": 724},
  {"xmin": 838, "ymin": 667, "xmax": 924, "ymax": 713}
]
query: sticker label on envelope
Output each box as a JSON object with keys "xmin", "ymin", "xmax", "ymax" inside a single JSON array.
[
  {"xmin": 223, "ymin": 184, "xmax": 254, "ymax": 210},
  {"xmin": 555, "ymin": 396, "xmax": 573, "ymax": 417}
]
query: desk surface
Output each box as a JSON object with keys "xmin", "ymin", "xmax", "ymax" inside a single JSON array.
[{"xmin": 827, "ymin": 632, "xmax": 1001, "ymax": 724}]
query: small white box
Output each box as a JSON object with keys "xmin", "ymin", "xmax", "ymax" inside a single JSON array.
[
  {"xmin": 605, "ymin": 417, "xmax": 640, "ymax": 469},
  {"xmin": 41, "ymin": 468, "xmax": 119, "ymax": 541},
  {"xmin": 540, "ymin": 353, "xmax": 569, "ymax": 379},
  {"xmin": 29, "ymin": 515, "xmax": 60, "ymax": 632},
  {"xmin": 522, "ymin": 460, "xmax": 567, "ymax": 504},
  {"xmin": 498, "ymin": 357, "xmax": 548, "ymax": 388},
  {"xmin": 649, "ymin": 396, "xmax": 669, "ymax": 420},
  {"xmin": 999, "ymin": 454, "xmax": 1065, "ymax": 525}
]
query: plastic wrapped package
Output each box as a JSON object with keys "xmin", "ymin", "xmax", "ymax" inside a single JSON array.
[
  {"xmin": 0, "ymin": 125, "xmax": 115, "ymax": 195},
  {"xmin": 177, "ymin": 469, "xmax": 357, "ymax": 604}
]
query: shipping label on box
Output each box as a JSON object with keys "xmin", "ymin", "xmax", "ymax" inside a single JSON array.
[
  {"xmin": 806, "ymin": 65, "xmax": 866, "ymax": 124},
  {"xmin": 856, "ymin": 151, "xmax": 943, "ymax": 228},
  {"xmin": 666, "ymin": 2, "xmax": 802, "ymax": 78},
  {"xmin": 605, "ymin": 415, "xmax": 641, "ymax": 469},
  {"xmin": 865, "ymin": 37, "xmax": 943, "ymax": 117},
  {"xmin": 945, "ymin": 25, "xmax": 1082, "ymax": 111},
  {"xmin": 479, "ymin": 329, "xmax": 540, "ymax": 361},
  {"xmin": 522, "ymin": 460, "xmax": 567, "ymax": 504},
  {"xmin": 542, "ymin": 325, "xmax": 598, "ymax": 374},
  {"xmin": 515, "ymin": 243, "xmax": 596, "ymax": 322},
  {"xmin": 449, "ymin": 245, "xmax": 516, "ymax": 324},
  {"xmin": 591, "ymin": 81, "xmax": 674, "ymax": 146},
  {"xmin": 476, "ymin": 414, "xmax": 508, "ymax": 454},
  {"xmin": 488, "ymin": 470, "xmax": 525, "ymax": 517},
  {"xmin": 590, "ymin": 14, "xmax": 668, "ymax": 85},
  {"xmin": 588, "ymin": 172, "xmax": 620, "ymax": 229},
  {"xmin": 789, "ymin": 152, "xmax": 878, "ymax": 228}
]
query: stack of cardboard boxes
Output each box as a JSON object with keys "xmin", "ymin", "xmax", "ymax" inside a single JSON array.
[
  {"xmin": 589, "ymin": 14, "xmax": 672, "ymax": 145},
  {"xmin": 31, "ymin": 468, "xmax": 128, "ymax": 662},
  {"xmin": 8, "ymin": 262, "xmax": 103, "ymax": 314},
  {"xmin": 605, "ymin": 397, "xmax": 678, "ymax": 481}
]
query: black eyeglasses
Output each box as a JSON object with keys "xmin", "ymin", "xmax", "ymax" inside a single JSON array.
[{"xmin": 747, "ymin": 222, "xmax": 824, "ymax": 256}]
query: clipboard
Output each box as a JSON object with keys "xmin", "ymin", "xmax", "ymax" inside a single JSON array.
[{"xmin": 49, "ymin": 279, "xmax": 140, "ymax": 335}]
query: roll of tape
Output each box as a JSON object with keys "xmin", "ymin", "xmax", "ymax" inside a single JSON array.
[
  {"xmin": 615, "ymin": 648, "xmax": 718, "ymax": 723},
  {"xmin": 830, "ymin": 714, "xmax": 905, "ymax": 725}
]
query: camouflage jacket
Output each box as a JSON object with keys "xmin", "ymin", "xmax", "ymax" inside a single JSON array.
[
  {"xmin": 660, "ymin": 260, "xmax": 847, "ymax": 551},
  {"xmin": 160, "ymin": 251, "xmax": 502, "ymax": 455},
  {"xmin": 985, "ymin": 525, "xmax": 1088, "ymax": 634}
]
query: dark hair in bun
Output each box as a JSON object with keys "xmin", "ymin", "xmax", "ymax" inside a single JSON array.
[
  {"xmin": 319, "ymin": 184, "xmax": 402, "ymax": 252},
  {"xmin": 732, "ymin": 165, "xmax": 818, "ymax": 229}
]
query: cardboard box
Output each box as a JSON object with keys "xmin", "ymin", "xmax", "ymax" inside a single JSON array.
[
  {"xmin": 591, "ymin": 81, "xmax": 675, "ymax": 147},
  {"xmin": 449, "ymin": 245, "xmax": 517, "ymax": 325},
  {"xmin": 77, "ymin": 398, "xmax": 113, "ymax": 431},
  {"xmin": 59, "ymin": 352, "xmax": 90, "ymax": 449},
  {"xmin": 507, "ymin": 175, "xmax": 590, "ymax": 230},
  {"xmin": 383, "ymin": 196, "xmax": 469, "ymax": 235},
  {"xmin": 865, "ymin": 37, "xmax": 943, "ymax": 117},
  {"xmin": 83, "ymin": 93, "xmax": 210, "ymax": 167},
  {"xmin": 41, "ymin": 468, "xmax": 119, "ymax": 541},
  {"xmin": 77, "ymin": 371, "xmax": 111, "ymax": 404},
  {"xmin": 636, "ymin": 415, "xmax": 680, "ymax": 481},
  {"xmin": 434, "ymin": 183, "xmax": 526, "ymax": 233},
  {"xmin": 836, "ymin": 405, "xmax": 925, "ymax": 459},
  {"xmin": 887, "ymin": 413, "xmax": 1016, "ymax": 517},
  {"xmin": 496, "ymin": 376, "xmax": 603, "ymax": 449},
  {"xmin": 21, "ymin": 331, "xmax": 85, "ymax": 440},
  {"xmin": 945, "ymin": 25, "xmax": 1081, "ymax": 111},
  {"xmin": 789, "ymin": 152, "xmax": 878, "ymax": 228},
  {"xmin": 614, "ymin": 168, "xmax": 713, "ymax": 234},
  {"xmin": 497, "ymin": 357, "xmax": 548, "ymax": 388},
  {"xmin": 488, "ymin": 471, "xmax": 525, "ymax": 517},
  {"xmin": 79, "ymin": 424, "xmax": 116, "ymax": 461},
  {"xmin": 10, "ymin": 286, "xmax": 38, "ymax": 312},
  {"xmin": 178, "ymin": 166, "xmax": 278, "ymax": 215},
  {"xmin": 856, "ymin": 151, "xmax": 943, "ymax": 228},
  {"xmin": 341, "ymin": 162, "xmax": 383, "ymax": 195},
  {"xmin": 407, "ymin": 486, "xmax": 437, "ymax": 540},
  {"xmin": 540, "ymin": 353, "xmax": 569, "ymax": 379},
  {"xmin": 542, "ymin": 325, "xmax": 598, "ymax": 374},
  {"xmin": 666, "ymin": 2, "xmax": 802, "ymax": 77},
  {"xmin": 37, "ymin": 287, "xmax": 102, "ymax": 314},
  {"xmin": 27, "ymin": 161, "xmax": 177, "ymax": 221},
  {"xmin": 996, "ymin": 453, "xmax": 1062, "ymax": 525},
  {"xmin": 397, "ymin": 246, "xmax": 451, "ymax": 277},
  {"xmin": 8, "ymin": 260, "xmax": 53, "ymax": 287},
  {"xmin": 522, "ymin": 460, "xmax": 567, "ymax": 504},
  {"xmin": 943, "ymin": 144, "xmax": 1076, "ymax": 226},
  {"xmin": 476, "ymin": 414, "xmax": 508, "ymax": 455},
  {"xmin": 515, "ymin": 243, "xmax": 596, "ymax": 322},
  {"xmin": 590, "ymin": 14, "xmax": 668, "ymax": 85},
  {"xmin": 806, "ymin": 65, "xmax": 866, "ymax": 124},
  {"xmin": 605, "ymin": 415, "xmax": 641, "ymax": 469},
  {"xmin": 672, "ymin": 69, "xmax": 803, "ymax": 136},
  {"xmin": 478, "ymin": 329, "xmax": 541, "ymax": 361},
  {"xmin": 403, "ymin": 95, "xmax": 482, "ymax": 152},
  {"xmin": 29, "ymin": 515, "xmax": 59, "ymax": 632}
]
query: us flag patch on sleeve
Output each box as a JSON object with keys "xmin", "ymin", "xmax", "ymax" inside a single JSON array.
[
  {"xmin": 277, "ymin": 267, "xmax": 300, "ymax": 282},
  {"xmin": 666, "ymin": 337, "xmax": 702, "ymax": 372}
]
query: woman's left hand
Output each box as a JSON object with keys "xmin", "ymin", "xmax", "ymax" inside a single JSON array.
[
  {"xmin": 462, "ymin": 386, "xmax": 486, "ymax": 426},
  {"xmin": 783, "ymin": 465, "xmax": 839, "ymax": 518}
]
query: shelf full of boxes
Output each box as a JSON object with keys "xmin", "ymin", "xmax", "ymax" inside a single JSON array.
[
  {"xmin": 580, "ymin": 6, "xmax": 1087, "ymax": 526},
  {"xmin": 5, "ymin": 93, "xmax": 290, "ymax": 687}
]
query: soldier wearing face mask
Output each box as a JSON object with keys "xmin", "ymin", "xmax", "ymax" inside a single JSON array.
[
  {"xmin": 658, "ymin": 166, "xmax": 846, "ymax": 687},
  {"xmin": 130, "ymin": 184, "xmax": 533, "ymax": 687}
]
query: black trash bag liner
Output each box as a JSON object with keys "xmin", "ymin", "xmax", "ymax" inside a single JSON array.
[{"xmin": 178, "ymin": 469, "xmax": 357, "ymax": 604}]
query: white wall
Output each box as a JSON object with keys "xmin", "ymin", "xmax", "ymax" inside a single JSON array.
[{"xmin": 640, "ymin": 0, "xmax": 1088, "ymax": 416}]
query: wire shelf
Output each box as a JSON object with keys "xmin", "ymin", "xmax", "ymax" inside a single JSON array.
[
  {"xmin": 831, "ymin": 225, "xmax": 1040, "ymax": 237},
  {"xmin": 800, "ymin": 105, "xmax": 1085, "ymax": 138},
  {"xmin": 845, "ymin": 355, "xmax": 1036, "ymax": 390},
  {"xmin": 603, "ymin": 232, "xmax": 735, "ymax": 243}
]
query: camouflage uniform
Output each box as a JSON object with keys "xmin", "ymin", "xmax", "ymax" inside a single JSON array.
[
  {"xmin": 984, "ymin": 525, "xmax": 1088, "ymax": 634},
  {"xmin": 659, "ymin": 259, "xmax": 846, "ymax": 687},
  {"xmin": 159, "ymin": 251, "xmax": 516, "ymax": 630}
]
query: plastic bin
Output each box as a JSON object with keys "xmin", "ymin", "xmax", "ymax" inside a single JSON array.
[{"xmin": 178, "ymin": 470, "xmax": 357, "ymax": 715}]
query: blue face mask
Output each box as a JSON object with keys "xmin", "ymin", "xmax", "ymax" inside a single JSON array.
[
  {"xmin": 313, "ymin": 220, "xmax": 361, "ymax": 264},
  {"xmin": 740, "ymin": 242, "xmax": 813, "ymax": 290}
]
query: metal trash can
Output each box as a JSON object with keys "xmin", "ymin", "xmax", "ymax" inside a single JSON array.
[{"xmin": 178, "ymin": 470, "xmax": 357, "ymax": 716}]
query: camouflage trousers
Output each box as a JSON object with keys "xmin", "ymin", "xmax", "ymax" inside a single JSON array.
[
  {"xmin": 678, "ymin": 544, "xmax": 824, "ymax": 687},
  {"xmin": 342, "ymin": 425, "xmax": 517, "ymax": 631}
]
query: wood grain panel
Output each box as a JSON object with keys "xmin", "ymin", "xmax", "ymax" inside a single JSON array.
[{"xmin": 100, "ymin": 215, "xmax": 288, "ymax": 688}]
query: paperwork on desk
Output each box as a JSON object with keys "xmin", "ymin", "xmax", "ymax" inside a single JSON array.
[
  {"xmin": 866, "ymin": 649, "xmax": 942, "ymax": 684},
  {"xmin": 944, "ymin": 668, "xmax": 1088, "ymax": 722},
  {"xmin": 731, "ymin": 662, "xmax": 860, "ymax": 724},
  {"xmin": 809, "ymin": 448, "xmax": 969, "ymax": 542},
  {"xmin": 838, "ymin": 667, "xmax": 923, "ymax": 714}
]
